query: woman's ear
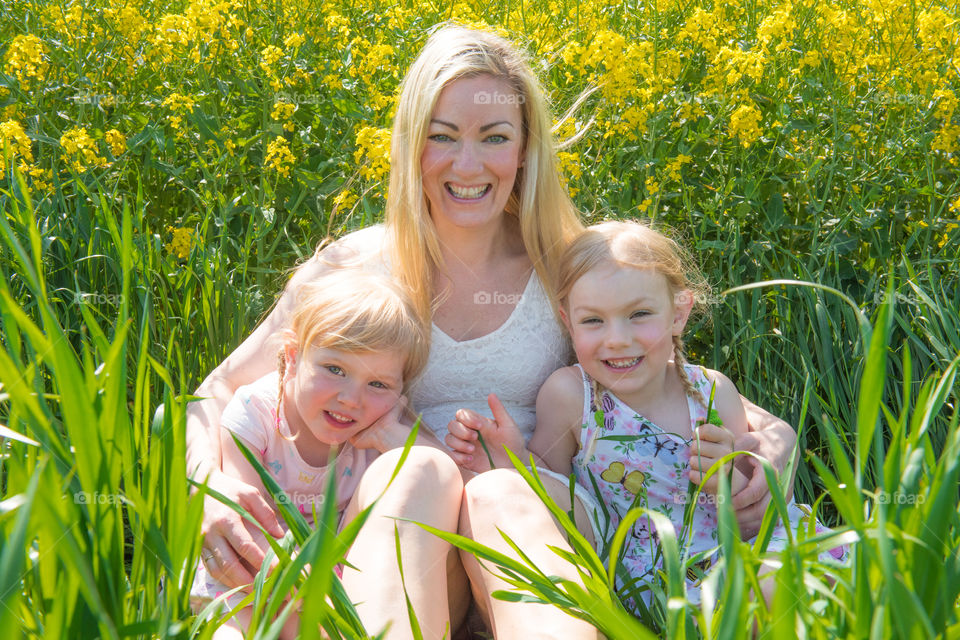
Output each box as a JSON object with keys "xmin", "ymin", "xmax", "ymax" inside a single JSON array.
[{"xmin": 672, "ymin": 290, "xmax": 694, "ymax": 335}]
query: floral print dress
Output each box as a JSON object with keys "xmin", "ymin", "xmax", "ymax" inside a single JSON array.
[{"xmin": 571, "ymin": 363, "xmax": 846, "ymax": 610}]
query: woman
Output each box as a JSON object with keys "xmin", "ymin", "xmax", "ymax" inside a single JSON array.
[{"xmin": 187, "ymin": 25, "xmax": 796, "ymax": 639}]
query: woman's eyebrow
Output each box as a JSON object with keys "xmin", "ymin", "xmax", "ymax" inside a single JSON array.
[{"xmin": 429, "ymin": 120, "xmax": 516, "ymax": 132}]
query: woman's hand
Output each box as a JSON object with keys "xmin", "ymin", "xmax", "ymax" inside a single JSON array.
[
  {"xmin": 199, "ymin": 470, "xmax": 284, "ymax": 588},
  {"xmin": 445, "ymin": 394, "xmax": 526, "ymax": 472},
  {"xmin": 732, "ymin": 396, "xmax": 799, "ymax": 539}
]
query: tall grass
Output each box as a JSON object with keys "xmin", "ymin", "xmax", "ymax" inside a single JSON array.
[{"xmin": 1, "ymin": 0, "xmax": 959, "ymax": 637}]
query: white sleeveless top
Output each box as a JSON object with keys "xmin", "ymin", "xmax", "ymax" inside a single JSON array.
[
  {"xmin": 409, "ymin": 271, "xmax": 574, "ymax": 443},
  {"xmin": 324, "ymin": 225, "xmax": 574, "ymax": 444}
]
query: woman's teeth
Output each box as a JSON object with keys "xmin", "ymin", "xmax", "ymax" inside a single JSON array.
[
  {"xmin": 447, "ymin": 184, "xmax": 489, "ymax": 199},
  {"xmin": 605, "ymin": 357, "xmax": 640, "ymax": 369}
]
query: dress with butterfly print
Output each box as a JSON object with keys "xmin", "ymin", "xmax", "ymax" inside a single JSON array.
[{"xmin": 571, "ymin": 363, "xmax": 846, "ymax": 611}]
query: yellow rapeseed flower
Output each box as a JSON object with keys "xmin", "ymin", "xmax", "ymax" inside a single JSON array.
[
  {"xmin": 166, "ymin": 226, "xmax": 194, "ymax": 259},
  {"xmin": 105, "ymin": 129, "xmax": 126, "ymax": 157},
  {"xmin": 271, "ymin": 101, "xmax": 297, "ymax": 132},
  {"xmin": 0, "ymin": 119, "xmax": 34, "ymax": 179},
  {"xmin": 60, "ymin": 127, "xmax": 105, "ymax": 172},
  {"xmin": 354, "ymin": 126, "xmax": 391, "ymax": 182},
  {"xmin": 4, "ymin": 34, "xmax": 49, "ymax": 89},
  {"xmin": 265, "ymin": 137, "xmax": 295, "ymax": 177},
  {"xmin": 729, "ymin": 102, "xmax": 763, "ymax": 147}
]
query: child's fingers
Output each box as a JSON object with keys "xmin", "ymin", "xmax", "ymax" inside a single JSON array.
[
  {"xmin": 690, "ymin": 440, "xmax": 731, "ymax": 462},
  {"xmin": 694, "ymin": 423, "xmax": 734, "ymax": 446},
  {"xmin": 444, "ymin": 423, "xmax": 476, "ymax": 454},
  {"xmin": 454, "ymin": 408, "xmax": 492, "ymax": 434}
]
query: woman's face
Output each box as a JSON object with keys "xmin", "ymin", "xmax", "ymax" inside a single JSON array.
[{"xmin": 420, "ymin": 74, "xmax": 525, "ymax": 236}]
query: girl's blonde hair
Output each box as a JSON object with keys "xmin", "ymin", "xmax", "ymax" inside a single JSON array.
[
  {"xmin": 385, "ymin": 23, "xmax": 584, "ymax": 322},
  {"xmin": 556, "ymin": 220, "xmax": 712, "ymax": 404},
  {"xmin": 276, "ymin": 269, "xmax": 430, "ymax": 409}
]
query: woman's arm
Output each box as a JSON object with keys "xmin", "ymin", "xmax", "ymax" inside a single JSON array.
[{"xmin": 733, "ymin": 396, "xmax": 800, "ymax": 538}]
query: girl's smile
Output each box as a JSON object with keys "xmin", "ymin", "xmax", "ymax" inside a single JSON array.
[
  {"xmin": 283, "ymin": 346, "xmax": 405, "ymax": 465},
  {"xmin": 564, "ymin": 263, "xmax": 692, "ymax": 410}
]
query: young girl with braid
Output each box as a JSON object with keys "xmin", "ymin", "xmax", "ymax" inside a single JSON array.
[
  {"xmin": 191, "ymin": 269, "xmax": 430, "ymax": 638},
  {"xmin": 447, "ymin": 220, "xmax": 845, "ymax": 610}
]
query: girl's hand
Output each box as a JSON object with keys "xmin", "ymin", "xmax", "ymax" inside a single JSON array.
[
  {"xmin": 689, "ymin": 422, "xmax": 740, "ymax": 494},
  {"xmin": 444, "ymin": 394, "xmax": 526, "ymax": 472},
  {"xmin": 349, "ymin": 395, "xmax": 409, "ymax": 452}
]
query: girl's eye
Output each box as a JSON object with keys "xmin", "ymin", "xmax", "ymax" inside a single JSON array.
[
  {"xmin": 580, "ymin": 317, "xmax": 602, "ymax": 325},
  {"xmin": 325, "ymin": 365, "xmax": 344, "ymax": 376},
  {"xmin": 369, "ymin": 380, "xmax": 389, "ymax": 390},
  {"xmin": 631, "ymin": 310, "xmax": 650, "ymax": 319}
]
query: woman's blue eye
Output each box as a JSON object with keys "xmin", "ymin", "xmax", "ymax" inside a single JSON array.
[
  {"xmin": 486, "ymin": 134, "xmax": 507, "ymax": 143},
  {"xmin": 428, "ymin": 134, "xmax": 452, "ymax": 142},
  {"xmin": 325, "ymin": 365, "xmax": 344, "ymax": 376}
]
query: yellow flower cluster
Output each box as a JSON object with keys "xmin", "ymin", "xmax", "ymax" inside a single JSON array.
[
  {"xmin": 260, "ymin": 45, "xmax": 287, "ymax": 90},
  {"xmin": 166, "ymin": 226, "xmax": 194, "ymax": 259},
  {"xmin": 0, "ymin": 119, "xmax": 34, "ymax": 179},
  {"xmin": 354, "ymin": 125, "xmax": 391, "ymax": 182},
  {"xmin": 162, "ymin": 93, "xmax": 196, "ymax": 135},
  {"xmin": 60, "ymin": 127, "xmax": 106, "ymax": 172},
  {"xmin": 265, "ymin": 137, "xmax": 295, "ymax": 177},
  {"xmin": 4, "ymin": 34, "xmax": 49, "ymax": 89},
  {"xmin": 332, "ymin": 190, "xmax": 358, "ymax": 214},
  {"xmin": 271, "ymin": 101, "xmax": 297, "ymax": 132},
  {"xmin": 556, "ymin": 150, "xmax": 582, "ymax": 196},
  {"xmin": 665, "ymin": 154, "xmax": 693, "ymax": 182},
  {"xmin": 729, "ymin": 102, "xmax": 764, "ymax": 147},
  {"xmin": 105, "ymin": 130, "xmax": 127, "ymax": 157}
]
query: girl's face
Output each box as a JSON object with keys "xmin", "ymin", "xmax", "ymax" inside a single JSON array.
[
  {"xmin": 420, "ymin": 74, "xmax": 525, "ymax": 236},
  {"xmin": 284, "ymin": 345, "xmax": 405, "ymax": 451},
  {"xmin": 563, "ymin": 263, "xmax": 692, "ymax": 407}
]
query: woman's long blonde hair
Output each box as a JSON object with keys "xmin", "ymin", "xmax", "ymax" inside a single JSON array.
[{"xmin": 385, "ymin": 24, "xmax": 584, "ymax": 322}]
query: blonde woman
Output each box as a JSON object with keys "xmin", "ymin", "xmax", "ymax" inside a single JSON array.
[{"xmin": 187, "ymin": 25, "xmax": 797, "ymax": 639}]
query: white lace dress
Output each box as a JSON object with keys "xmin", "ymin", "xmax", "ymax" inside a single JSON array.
[{"xmin": 409, "ymin": 271, "xmax": 574, "ymax": 443}]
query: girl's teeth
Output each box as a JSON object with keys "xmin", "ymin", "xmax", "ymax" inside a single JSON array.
[
  {"xmin": 328, "ymin": 411, "xmax": 352, "ymax": 423},
  {"xmin": 448, "ymin": 184, "xmax": 488, "ymax": 199},
  {"xmin": 606, "ymin": 357, "xmax": 640, "ymax": 369}
]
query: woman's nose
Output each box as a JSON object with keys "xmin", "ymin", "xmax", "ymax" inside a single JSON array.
[{"xmin": 451, "ymin": 141, "xmax": 482, "ymax": 176}]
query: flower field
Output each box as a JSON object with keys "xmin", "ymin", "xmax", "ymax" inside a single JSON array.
[{"xmin": 1, "ymin": 0, "xmax": 959, "ymax": 638}]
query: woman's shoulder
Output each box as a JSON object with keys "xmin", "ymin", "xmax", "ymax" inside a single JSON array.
[{"xmin": 290, "ymin": 225, "xmax": 390, "ymax": 287}]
